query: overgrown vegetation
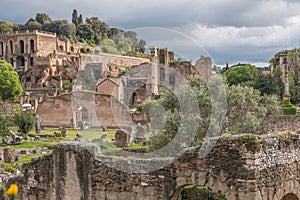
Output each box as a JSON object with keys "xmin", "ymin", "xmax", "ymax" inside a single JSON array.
[
  {"xmin": 282, "ymin": 99, "xmax": 297, "ymax": 115},
  {"xmin": 0, "ymin": 114, "xmax": 9, "ymax": 137},
  {"xmin": 13, "ymin": 112, "xmax": 35, "ymax": 135},
  {"xmin": 143, "ymin": 75, "xmax": 279, "ymax": 151},
  {"xmin": 181, "ymin": 185, "xmax": 227, "ymax": 200}
]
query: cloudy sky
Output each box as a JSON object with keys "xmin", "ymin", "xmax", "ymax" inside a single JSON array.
[{"xmin": 1, "ymin": 0, "xmax": 300, "ymax": 67}]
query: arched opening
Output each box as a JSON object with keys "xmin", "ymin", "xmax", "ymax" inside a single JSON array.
[
  {"xmin": 9, "ymin": 40, "xmax": 13, "ymax": 54},
  {"xmin": 76, "ymin": 106, "xmax": 89, "ymax": 129},
  {"xmin": 0, "ymin": 41, "xmax": 3, "ymax": 55},
  {"xmin": 59, "ymin": 45, "xmax": 64, "ymax": 51},
  {"xmin": 16, "ymin": 56, "xmax": 25, "ymax": 70},
  {"xmin": 131, "ymin": 91, "xmax": 137, "ymax": 106},
  {"xmin": 10, "ymin": 58, "xmax": 14, "ymax": 67},
  {"xmin": 19, "ymin": 40, "xmax": 24, "ymax": 53},
  {"xmin": 70, "ymin": 46, "xmax": 74, "ymax": 53},
  {"xmin": 171, "ymin": 185, "xmax": 226, "ymax": 200},
  {"xmin": 282, "ymin": 193, "xmax": 299, "ymax": 200},
  {"xmin": 30, "ymin": 57, "xmax": 34, "ymax": 66},
  {"xmin": 30, "ymin": 39, "xmax": 35, "ymax": 53}
]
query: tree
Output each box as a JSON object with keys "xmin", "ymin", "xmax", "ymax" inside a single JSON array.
[
  {"xmin": 0, "ymin": 21, "xmax": 16, "ymax": 33},
  {"xmin": 59, "ymin": 23, "xmax": 76, "ymax": 38},
  {"xmin": 136, "ymin": 39, "xmax": 146, "ymax": 53},
  {"xmin": 0, "ymin": 60, "xmax": 23, "ymax": 102},
  {"xmin": 255, "ymin": 69, "xmax": 283, "ymax": 96},
  {"xmin": 86, "ymin": 17, "xmax": 110, "ymax": 40},
  {"xmin": 72, "ymin": 9, "xmax": 78, "ymax": 28},
  {"xmin": 35, "ymin": 13, "xmax": 52, "ymax": 25},
  {"xmin": 101, "ymin": 38, "xmax": 118, "ymax": 54},
  {"xmin": 14, "ymin": 112, "xmax": 34, "ymax": 135},
  {"xmin": 224, "ymin": 64, "xmax": 259, "ymax": 87},
  {"xmin": 25, "ymin": 20, "xmax": 42, "ymax": 31},
  {"xmin": 225, "ymin": 84, "xmax": 279, "ymax": 134},
  {"xmin": 78, "ymin": 14, "xmax": 83, "ymax": 25},
  {"xmin": 0, "ymin": 114, "xmax": 9, "ymax": 137},
  {"xmin": 144, "ymin": 76, "xmax": 279, "ymax": 151},
  {"xmin": 287, "ymin": 48, "xmax": 300, "ymax": 104}
]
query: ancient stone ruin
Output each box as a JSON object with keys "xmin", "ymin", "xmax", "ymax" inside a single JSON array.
[{"xmin": 8, "ymin": 134, "xmax": 300, "ymax": 200}]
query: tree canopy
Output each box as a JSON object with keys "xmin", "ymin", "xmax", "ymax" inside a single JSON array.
[
  {"xmin": 224, "ymin": 64, "xmax": 259, "ymax": 86},
  {"xmin": 0, "ymin": 60, "xmax": 23, "ymax": 102},
  {"xmin": 142, "ymin": 75, "xmax": 279, "ymax": 151}
]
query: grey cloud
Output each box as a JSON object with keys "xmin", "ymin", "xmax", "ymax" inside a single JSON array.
[{"xmin": 1, "ymin": 0, "xmax": 300, "ymax": 65}]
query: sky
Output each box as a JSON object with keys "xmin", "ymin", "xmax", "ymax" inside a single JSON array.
[{"xmin": 1, "ymin": 0, "xmax": 300, "ymax": 67}]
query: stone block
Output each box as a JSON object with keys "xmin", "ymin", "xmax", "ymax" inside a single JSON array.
[
  {"xmin": 196, "ymin": 171, "xmax": 207, "ymax": 186},
  {"xmin": 28, "ymin": 194, "xmax": 37, "ymax": 200},
  {"xmin": 106, "ymin": 191, "xmax": 118, "ymax": 200},
  {"xmin": 117, "ymin": 192, "xmax": 134, "ymax": 200},
  {"xmin": 3, "ymin": 148, "xmax": 16, "ymax": 163},
  {"xmin": 238, "ymin": 191, "xmax": 262, "ymax": 200},
  {"xmin": 95, "ymin": 190, "xmax": 106, "ymax": 199},
  {"xmin": 115, "ymin": 129, "xmax": 132, "ymax": 147}
]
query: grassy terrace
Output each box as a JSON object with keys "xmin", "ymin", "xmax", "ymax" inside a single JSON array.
[{"xmin": 0, "ymin": 128, "xmax": 120, "ymax": 173}]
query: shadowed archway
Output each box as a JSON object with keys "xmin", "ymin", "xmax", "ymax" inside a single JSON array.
[{"xmin": 282, "ymin": 193, "xmax": 299, "ymax": 200}]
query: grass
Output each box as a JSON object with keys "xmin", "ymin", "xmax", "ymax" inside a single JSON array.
[
  {"xmin": 95, "ymin": 141, "xmax": 121, "ymax": 155},
  {"xmin": 19, "ymin": 154, "xmax": 43, "ymax": 164},
  {"xmin": 127, "ymin": 143, "xmax": 147, "ymax": 149},
  {"xmin": 1, "ymin": 129, "xmax": 117, "ymax": 149},
  {"xmin": 3, "ymin": 141, "xmax": 57, "ymax": 149},
  {"xmin": 1, "ymin": 162, "xmax": 16, "ymax": 173}
]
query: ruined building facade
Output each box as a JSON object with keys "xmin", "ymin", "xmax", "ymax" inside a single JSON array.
[{"xmin": 0, "ymin": 30, "xmax": 81, "ymax": 90}]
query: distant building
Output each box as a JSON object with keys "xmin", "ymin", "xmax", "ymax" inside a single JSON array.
[
  {"xmin": 270, "ymin": 50, "xmax": 290, "ymax": 98},
  {"xmin": 194, "ymin": 55, "xmax": 212, "ymax": 81},
  {"xmin": 0, "ymin": 30, "xmax": 81, "ymax": 89}
]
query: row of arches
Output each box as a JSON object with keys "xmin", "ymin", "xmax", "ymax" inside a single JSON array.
[
  {"xmin": 9, "ymin": 56, "xmax": 34, "ymax": 70},
  {"xmin": 0, "ymin": 39, "xmax": 35, "ymax": 55},
  {"xmin": 172, "ymin": 185, "xmax": 300, "ymax": 200}
]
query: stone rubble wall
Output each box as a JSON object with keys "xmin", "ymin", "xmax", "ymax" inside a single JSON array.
[
  {"xmin": 265, "ymin": 115, "xmax": 300, "ymax": 131},
  {"xmin": 9, "ymin": 135, "xmax": 300, "ymax": 200}
]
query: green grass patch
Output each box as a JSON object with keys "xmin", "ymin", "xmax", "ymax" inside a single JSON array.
[
  {"xmin": 127, "ymin": 143, "xmax": 147, "ymax": 148},
  {"xmin": 94, "ymin": 141, "xmax": 121, "ymax": 155},
  {"xmin": 1, "ymin": 162, "xmax": 16, "ymax": 173},
  {"xmin": 19, "ymin": 154, "xmax": 43, "ymax": 164},
  {"xmin": 3, "ymin": 140, "xmax": 57, "ymax": 149}
]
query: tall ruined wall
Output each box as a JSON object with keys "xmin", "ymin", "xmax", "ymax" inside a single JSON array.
[
  {"xmin": 36, "ymin": 92, "xmax": 132, "ymax": 128},
  {"xmin": 36, "ymin": 94, "xmax": 73, "ymax": 127},
  {"xmin": 10, "ymin": 135, "xmax": 300, "ymax": 200}
]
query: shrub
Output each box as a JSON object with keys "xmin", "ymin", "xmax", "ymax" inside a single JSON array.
[
  {"xmin": 282, "ymin": 100, "xmax": 297, "ymax": 115},
  {"xmin": 14, "ymin": 112, "xmax": 35, "ymax": 135},
  {"xmin": 0, "ymin": 114, "xmax": 9, "ymax": 137}
]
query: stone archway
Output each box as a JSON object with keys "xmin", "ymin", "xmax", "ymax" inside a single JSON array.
[
  {"xmin": 19, "ymin": 40, "xmax": 24, "ymax": 53},
  {"xmin": 171, "ymin": 185, "xmax": 225, "ymax": 200},
  {"xmin": 30, "ymin": 39, "xmax": 35, "ymax": 53},
  {"xmin": 282, "ymin": 193, "xmax": 299, "ymax": 200},
  {"xmin": 0, "ymin": 41, "xmax": 3, "ymax": 55}
]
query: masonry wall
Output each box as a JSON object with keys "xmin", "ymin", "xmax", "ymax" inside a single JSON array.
[
  {"xmin": 36, "ymin": 92, "xmax": 132, "ymax": 128},
  {"xmin": 264, "ymin": 115, "xmax": 300, "ymax": 131},
  {"xmin": 9, "ymin": 135, "xmax": 300, "ymax": 200}
]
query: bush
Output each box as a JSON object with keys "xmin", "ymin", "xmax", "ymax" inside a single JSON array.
[
  {"xmin": 282, "ymin": 106, "xmax": 297, "ymax": 115},
  {"xmin": 282, "ymin": 100, "xmax": 297, "ymax": 115},
  {"xmin": 14, "ymin": 112, "xmax": 35, "ymax": 135},
  {"xmin": 0, "ymin": 114, "xmax": 9, "ymax": 137}
]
